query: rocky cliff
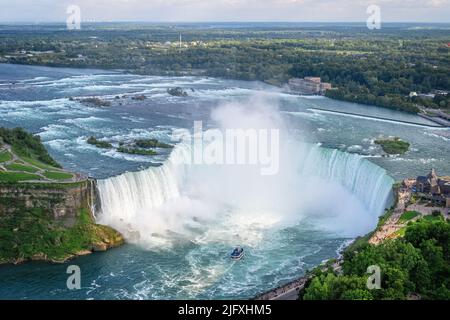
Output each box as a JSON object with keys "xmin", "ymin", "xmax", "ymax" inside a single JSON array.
[
  {"xmin": 0, "ymin": 181, "xmax": 93, "ymax": 224},
  {"xmin": 0, "ymin": 180, "xmax": 124, "ymax": 265}
]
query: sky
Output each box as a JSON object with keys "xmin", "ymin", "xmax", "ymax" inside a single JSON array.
[{"xmin": 0, "ymin": 0, "xmax": 449, "ymax": 23}]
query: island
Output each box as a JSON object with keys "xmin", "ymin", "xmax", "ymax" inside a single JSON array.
[
  {"xmin": 167, "ymin": 87, "xmax": 189, "ymax": 97},
  {"xmin": 375, "ymin": 137, "xmax": 410, "ymax": 155},
  {"xmin": 135, "ymin": 139, "xmax": 173, "ymax": 149},
  {"xmin": 87, "ymin": 137, "xmax": 173, "ymax": 156},
  {"xmin": 87, "ymin": 136, "xmax": 113, "ymax": 149},
  {"xmin": 0, "ymin": 127, "xmax": 124, "ymax": 265},
  {"xmin": 70, "ymin": 97, "xmax": 112, "ymax": 108},
  {"xmin": 117, "ymin": 146, "xmax": 157, "ymax": 156}
]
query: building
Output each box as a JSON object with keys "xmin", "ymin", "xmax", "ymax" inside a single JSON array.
[
  {"xmin": 415, "ymin": 169, "xmax": 450, "ymax": 207},
  {"xmin": 288, "ymin": 77, "xmax": 332, "ymax": 95}
]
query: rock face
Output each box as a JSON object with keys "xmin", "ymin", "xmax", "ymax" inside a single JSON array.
[
  {"xmin": 167, "ymin": 87, "xmax": 188, "ymax": 97},
  {"xmin": 0, "ymin": 179, "xmax": 124, "ymax": 265},
  {"xmin": 0, "ymin": 181, "xmax": 94, "ymax": 226}
]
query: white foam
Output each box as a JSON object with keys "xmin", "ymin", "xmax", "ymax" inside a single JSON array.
[{"xmin": 97, "ymin": 99, "xmax": 393, "ymax": 250}]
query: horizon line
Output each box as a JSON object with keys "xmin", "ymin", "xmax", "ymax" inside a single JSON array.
[{"xmin": 1, "ymin": 20, "xmax": 450, "ymax": 25}]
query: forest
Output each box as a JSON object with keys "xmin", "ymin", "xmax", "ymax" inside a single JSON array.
[
  {"xmin": 300, "ymin": 218, "xmax": 450, "ymax": 300},
  {"xmin": 0, "ymin": 23, "xmax": 449, "ymax": 113}
]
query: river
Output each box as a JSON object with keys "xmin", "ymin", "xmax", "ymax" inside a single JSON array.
[{"xmin": 0, "ymin": 63, "xmax": 448, "ymax": 300}]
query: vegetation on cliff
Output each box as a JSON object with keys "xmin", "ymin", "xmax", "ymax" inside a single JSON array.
[
  {"xmin": 300, "ymin": 217, "xmax": 450, "ymax": 300},
  {"xmin": 0, "ymin": 127, "xmax": 61, "ymax": 168},
  {"xmin": 0, "ymin": 150, "xmax": 12, "ymax": 162},
  {"xmin": 0, "ymin": 205, "xmax": 123, "ymax": 264},
  {"xmin": 0, "ymin": 127, "xmax": 124, "ymax": 264},
  {"xmin": 375, "ymin": 137, "xmax": 410, "ymax": 155},
  {"xmin": 0, "ymin": 127, "xmax": 75, "ymax": 183}
]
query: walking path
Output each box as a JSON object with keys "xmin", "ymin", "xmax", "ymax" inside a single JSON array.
[
  {"xmin": 369, "ymin": 187, "xmax": 449, "ymax": 245},
  {"xmin": 254, "ymin": 260, "xmax": 343, "ymax": 300},
  {"xmin": 0, "ymin": 143, "xmax": 85, "ymax": 183},
  {"xmin": 369, "ymin": 187, "xmax": 411, "ymax": 245},
  {"xmin": 257, "ymin": 178, "xmax": 449, "ymax": 300}
]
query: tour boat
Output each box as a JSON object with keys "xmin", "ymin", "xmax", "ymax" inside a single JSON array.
[{"xmin": 230, "ymin": 246, "xmax": 244, "ymax": 260}]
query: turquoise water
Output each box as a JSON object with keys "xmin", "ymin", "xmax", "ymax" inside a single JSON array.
[{"xmin": 0, "ymin": 64, "xmax": 449, "ymax": 300}]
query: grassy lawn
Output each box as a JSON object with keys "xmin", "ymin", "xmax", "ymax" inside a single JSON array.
[
  {"xmin": 377, "ymin": 208, "xmax": 394, "ymax": 228},
  {"xmin": 23, "ymin": 157, "xmax": 55, "ymax": 170},
  {"xmin": 393, "ymin": 226, "xmax": 407, "ymax": 238},
  {"xmin": 43, "ymin": 171, "xmax": 73, "ymax": 181},
  {"xmin": 0, "ymin": 151, "xmax": 12, "ymax": 163},
  {"xmin": 423, "ymin": 214, "xmax": 444, "ymax": 222},
  {"xmin": 0, "ymin": 171, "xmax": 42, "ymax": 183},
  {"xmin": 7, "ymin": 180, "xmax": 87, "ymax": 189},
  {"xmin": 21, "ymin": 156, "xmax": 58, "ymax": 170},
  {"xmin": 399, "ymin": 211, "xmax": 420, "ymax": 223},
  {"xmin": 5, "ymin": 163, "xmax": 39, "ymax": 173}
]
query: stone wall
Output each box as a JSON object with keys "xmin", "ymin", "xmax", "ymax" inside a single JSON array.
[{"xmin": 0, "ymin": 180, "xmax": 96, "ymax": 227}]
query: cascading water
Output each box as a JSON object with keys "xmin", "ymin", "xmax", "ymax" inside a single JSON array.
[
  {"xmin": 299, "ymin": 146, "xmax": 394, "ymax": 220},
  {"xmin": 96, "ymin": 137, "xmax": 394, "ymax": 246},
  {"xmin": 96, "ymin": 98, "xmax": 394, "ymax": 247},
  {"xmin": 97, "ymin": 141, "xmax": 191, "ymax": 227}
]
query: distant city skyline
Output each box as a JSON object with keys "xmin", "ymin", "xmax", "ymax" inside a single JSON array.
[{"xmin": 0, "ymin": 0, "xmax": 449, "ymax": 23}]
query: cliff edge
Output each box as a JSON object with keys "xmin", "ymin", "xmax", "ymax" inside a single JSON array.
[{"xmin": 0, "ymin": 127, "xmax": 124, "ymax": 265}]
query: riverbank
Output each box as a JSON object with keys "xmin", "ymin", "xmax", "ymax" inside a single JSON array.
[
  {"xmin": 254, "ymin": 259, "xmax": 343, "ymax": 300},
  {"xmin": 0, "ymin": 177, "xmax": 125, "ymax": 265},
  {"xmin": 0, "ymin": 127, "xmax": 124, "ymax": 265},
  {"xmin": 256, "ymin": 175, "xmax": 450, "ymax": 300},
  {"xmin": 2, "ymin": 61, "xmax": 445, "ymax": 121},
  {"xmin": 254, "ymin": 191, "xmax": 396, "ymax": 300}
]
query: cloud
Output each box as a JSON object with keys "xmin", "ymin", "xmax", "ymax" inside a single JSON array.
[
  {"xmin": 428, "ymin": 0, "xmax": 449, "ymax": 7},
  {"xmin": 0, "ymin": 0, "xmax": 448, "ymax": 22}
]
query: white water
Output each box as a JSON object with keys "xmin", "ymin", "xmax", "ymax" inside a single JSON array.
[{"xmin": 97, "ymin": 100, "xmax": 394, "ymax": 249}]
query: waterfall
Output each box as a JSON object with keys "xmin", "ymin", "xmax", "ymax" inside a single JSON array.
[
  {"xmin": 96, "ymin": 139, "xmax": 394, "ymax": 242},
  {"xmin": 88, "ymin": 179, "xmax": 98, "ymax": 219},
  {"xmin": 96, "ymin": 142, "xmax": 191, "ymax": 224},
  {"xmin": 298, "ymin": 146, "xmax": 394, "ymax": 220}
]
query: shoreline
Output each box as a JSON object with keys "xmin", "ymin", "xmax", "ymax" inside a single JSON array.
[
  {"xmin": 253, "ymin": 185, "xmax": 400, "ymax": 300},
  {"xmin": 0, "ymin": 134, "xmax": 125, "ymax": 266},
  {"xmin": 253, "ymin": 258, "xmax": 344, "ymax": 301},
  {"xmin": 0, "ymin": 241, "xmax": 123, "ymax": 266},
  {"xmin": 1, "ymin": 62, "xmax": 441, "ymax": 123},
  {"xmin": 255, "ymin": 178, "xmax": 449, "ymax": 300}
]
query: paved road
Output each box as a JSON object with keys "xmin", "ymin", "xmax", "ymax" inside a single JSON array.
[{"xmin": 272, "ymin": 287, "xmax": 301, "ymax": 300}]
